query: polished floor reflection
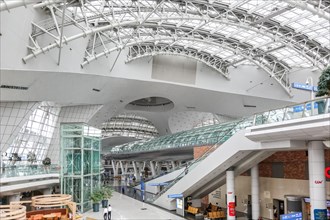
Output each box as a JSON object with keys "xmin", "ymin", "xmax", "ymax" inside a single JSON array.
[{"xmin": 83, "ymin": 191, "xmax": 184, "ymax": 220}]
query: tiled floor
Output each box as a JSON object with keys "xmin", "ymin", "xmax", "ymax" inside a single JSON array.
[{"xmin": 82, "ymin": 191, "xmax": 185, "ymax": 220}]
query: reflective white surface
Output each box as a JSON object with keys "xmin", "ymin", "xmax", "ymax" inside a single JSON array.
[{"xmin": 83, "ymin": 191, "xmax": 185, "ymax": 219}]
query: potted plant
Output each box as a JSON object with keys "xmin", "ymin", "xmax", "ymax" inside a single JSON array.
[
  {"xmin": 316, "ymin": 66, "xmax": 330, "ymax": 113},
  {"xmin": 9, "ymin": 153, "xmax": 21, "ymax": 165},
  {"xmin": 27, "ymin": 152, "xmax": 36, "ymax": 165},
  {"xmin": 90, "ymin": 188, "xmax": 103, "ymax": 212},
  {"xmin": 101, "ymin": 186, "xmax": 113, "ymax": 208},
  {"xmin": 42, "ymin": 157, "xmax": 51, "ymax": 166}
]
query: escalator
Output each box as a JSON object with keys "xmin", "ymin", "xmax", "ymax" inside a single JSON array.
[{"xmin": 153, "ymin": 97, "xmax": 330, "ymax": 210}]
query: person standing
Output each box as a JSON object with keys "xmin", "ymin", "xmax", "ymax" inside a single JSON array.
[
  {"xmin": 133, "ymin": 188, "xmax": 137, "ymax": 199},
  {"xmin": 103, "ymin": 207, "xmax": 108, "ymax": 220},
  {"xmin": 107, "ymin": 204, "xmax": 112, "ymax": 220}
]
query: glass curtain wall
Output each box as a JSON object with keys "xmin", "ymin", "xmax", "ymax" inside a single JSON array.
[{"xmin": 5, "ymin": 102, "xmax": 60, "ymax": 164}]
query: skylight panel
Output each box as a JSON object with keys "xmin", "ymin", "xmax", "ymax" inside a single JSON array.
[
  {"xmin": 225, "ymin": 54, "xmax": 243, "ymax": 63},
  {"xmin": 252, "ymin": 1, "xmax": 288, "ymax": 17},
  {"xmin": 314, "ymin": 37, "xmax": 330, "ymax": 48},
  {"xmin": 239, "ymin": 1, "xmax": 258, "ymax": 11},
  {"xmin": 270, "ymin": 47, "xmax": 312, "ymax": 67}
]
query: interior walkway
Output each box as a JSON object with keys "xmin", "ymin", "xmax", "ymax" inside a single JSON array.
[{"xmin": 82, "ymin": 191, "xmax": 185, "ymax": 220}]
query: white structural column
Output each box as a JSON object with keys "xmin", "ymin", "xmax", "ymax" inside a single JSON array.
[
  {"xmin": 171, "ymin": 161, "xmax": 176, "ymax": 171},
  {"xmin": 8, "ymin": 194, "xmax": 20, "ymax": 203},
  {"xmin": 251, "ymin": 165, "xmax": 260, "ymax": 220},
  {"xmin": 120, "ymin": 161, "xmax": 125, "ymax": 175},
  {"xmin": 150, "ymin": 161, "xmax": 156, "ymax": 177},
  {"xmin": 308, "ymin": 141, "xmax": 326, "ymax": 220},
  {"xmin": 166, "ymin": 162, "xmax": 170, "ymax": 171},
  {"xmin": 111, "ymin": 160, "xmax": 119, "ymax": 177},
  {"xmin": 132, "ymin": 161, "xmax": 140, "ymax": 181},
  {"xmin": 42, "ymin": 188, "xmax": 52, "ymax": 195},
  {"xmin": 226, "ymin": 169, "xmax": 236, "ymax": 220},
  {"xmin": 155, "ymin": 161, "xmax": 161, "ymax": 175}
]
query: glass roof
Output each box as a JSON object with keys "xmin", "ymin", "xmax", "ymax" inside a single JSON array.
[
  {"xmin": 64, "ymin": 0, "xmax": 330, "ymax": 68},
  {"xmin": 101, "ymin": 114, "xmax": 159, "ymax": 140},
  {"xmin": 22, "ymin": 0, "xmax": 330, "ymax": 93},
  {"xmin": 107, "ymin": 117, "xmax": 254, "ymax": 154}
]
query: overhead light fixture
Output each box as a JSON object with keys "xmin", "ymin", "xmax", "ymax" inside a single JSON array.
[{"xmin": 92, "ymin": 88, "xmax": 101, "ymax": 92}]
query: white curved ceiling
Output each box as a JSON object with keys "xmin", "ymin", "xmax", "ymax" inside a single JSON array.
[
  {"xmin": 4, "ymin": 0, "xmax": 327, "ymax": 95},
  {"xmin": 1, "ymin": 0, "xmax": 328, "ymax": 137}
]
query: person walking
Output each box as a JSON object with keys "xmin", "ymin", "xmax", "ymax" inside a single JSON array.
[
  {"xmin": 107, "ymin": 204, "xmax": 112, "ymax": 220},
  {"xmin": 133, "ymin": 188, "xmax": 137, "ymax": 199},
  {"xmin": 103, "ymin": 207, "xmax": 108, "ymax": 220}
]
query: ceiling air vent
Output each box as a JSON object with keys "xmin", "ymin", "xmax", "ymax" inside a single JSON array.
[{"xmin": 0, "ymin": 85, "xmax": 28, "ymax": 90}]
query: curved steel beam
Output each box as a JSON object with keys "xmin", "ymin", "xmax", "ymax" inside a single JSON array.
[
  {"xmin": 126, "ymin": 44, "xmax": 230, "ymax": 79},
  {"xmin": 24, "ymin": 1, "xmax": 329, "ymax": 69},
  {"xmin": 283, "ymin": 0, "xmax": 330, "ymax": 20},
  {"xmin": 0, "ymin": 0, "xmax": 62, "ymax": 12},
  {"xmin": 82, "ymin": 23, "xmax": 291, "ymax": 70},
  {"xmin": 23, "ymin": 17, "xmax": 289, "ymax": 69},
  {"xmin": 81, "ymin": 36, "xmax": 291, "ymax": 96}
]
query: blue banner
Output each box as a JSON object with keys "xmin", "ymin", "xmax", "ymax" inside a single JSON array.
[{"xmin": 280, "ymin": 212, "xmax": 302, "ymax": 220}]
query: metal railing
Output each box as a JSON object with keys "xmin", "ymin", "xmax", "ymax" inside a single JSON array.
[
  {"xmin": 253, "ymin": 96, "xmax": 330, "ymax": 126},
  {"xmin": 0, "ymin": 164, "xmax": 60, "ymax": 178}
]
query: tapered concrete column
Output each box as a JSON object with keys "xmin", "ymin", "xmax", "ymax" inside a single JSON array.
[
  {"xmin": 166, "ymin": 162, "xmax": 170, "ymax": 171},
  {"xmin": 120, "ymin": 161, "xmax": 125, "ymax": 175},
  {"xmin": 155, "ymin": 161, "xmax": 161, "ymax": 175},
  {"xmin": 8, "ymin": 194, "xmax": 20, "ymax": 203},
  {"xmin": 111, "ymin": 160, "xmax": 119, "ymax": 176},
  {"xmin": 42, "ymin": 188, "xmax": 52, "ymax": 195},
  {"xmin": 124, "ymin": 162, "xmax": 128, "ymax": 174},
  {"xmin": 251, "ymin": 165, "xmax": 260, "ymax": 220},
  {"xmin": 171, "ymin": 161, "xmax": 176, "ymax": 171},
  {"xmin": 132, "ymin": 161, "xmax": 140, "ymax": 181},
  {"xmin": 142, "ymin": 161, "xmax": 146, "ymax": 171},
  {"xmin": 226, "ymin": 169, "xmax": 235, "ymax": 220},
  {"xmin": 150, "ymin": 161, "xmax": 156, "ymax": 177},
  {"xmin": 308, "ymin": 141, "xmax": 326, "ymax": 220}
]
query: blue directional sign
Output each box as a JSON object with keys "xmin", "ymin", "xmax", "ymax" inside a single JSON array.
[
  {"xmin": 314, "ymin": 209, "xmax": 327, "ymax": 220},
  {"xmin": 168, "ymin": 194, "xmax": 183, "ymax": 198},
  {"xmin": 292, "ymin": 82, "xmax": 318, "ymax": 92},
  {"xmin": 280, "ymin": 212, "xmax": 302, "ymax": 220},
  {"xmin": 293, "ymin": 102, "xmax": 318, "ymax": 112}
]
